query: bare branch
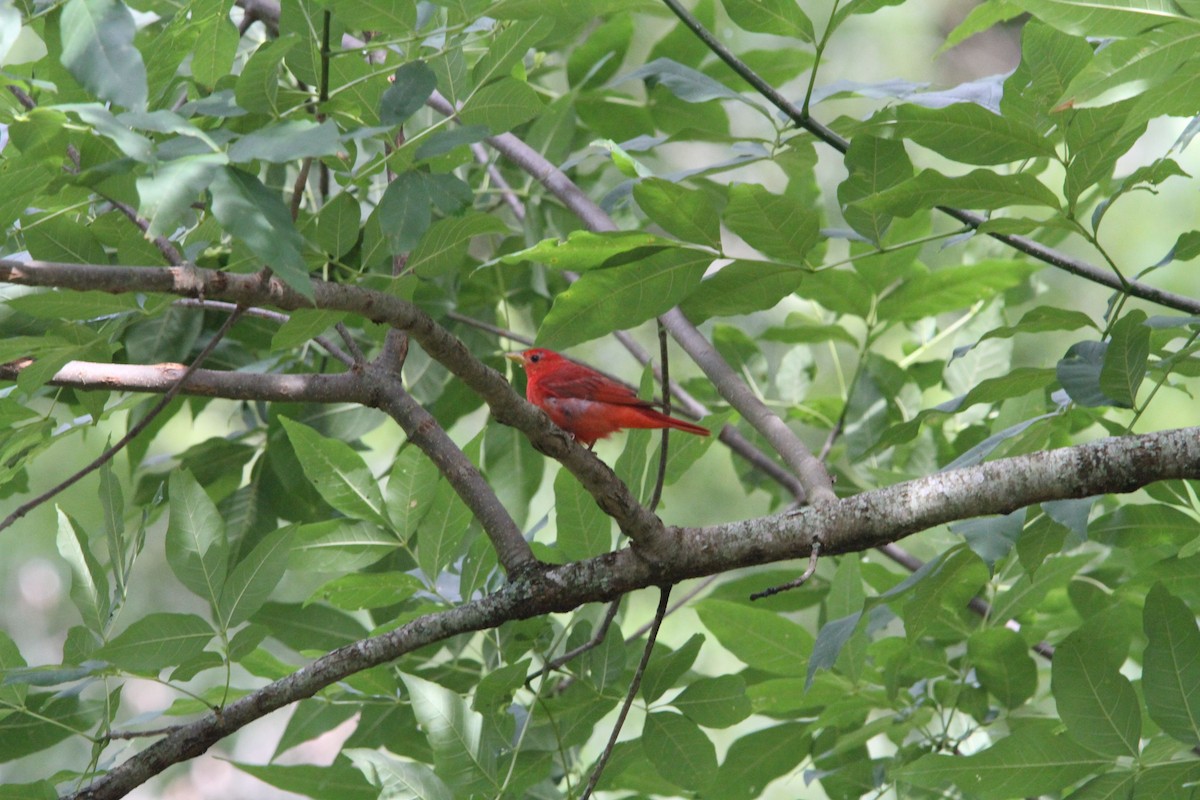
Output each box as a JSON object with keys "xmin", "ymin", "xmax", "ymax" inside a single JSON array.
[{"xmin": 66, "ymin": 426, "xmax": 1200, "ymax": 800}]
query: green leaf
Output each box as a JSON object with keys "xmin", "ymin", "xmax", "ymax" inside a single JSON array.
[
  {"xmin": 377, "ymin": 171, "xmax": 431, "ymax": 256},
  {"xmin": 672, "ymin": 675, "xmax": 751, "ymax": 728},
  {"xmin": 190, "ymin": 0, "xmax": 237, "ymax": 87},
  {"xmin": 56, "ymin": 509, "xmax": 109, "ymax": 635},
  {"xmin": 681, "ymin": 260, "xmax": 809, "ymax": 322},
  {"xmin": 217, "ymin": 529, "xmax": 291, "ymax": 629},
  {"xmin": 642, "ymin": 633, "xmax": 704, "ymax": 703},
  {"xmin": 472, "ymin": 18, "xmax": 554, "ymax": 88},
  {"xmin": 877, "ymin": 261, "xmax": 1037, "ymax": 322},
  {"xmin": 385, "ymin": 447, "xmax": 440, "ymax": 541},
  {"xmin": 1011, "ymin": 0, "xmax": 1190, "ymax": 37},
  {"xmin": 229, "ymin": 120, "xmax": 341, "ymax": 163},
  {"xmin": 279, "ymin": 417, "xmax": 391, "ymax": 529},
  {"xmin": 642, "ymin": 711, "xmax": 718, "ymax": 791},
  {"xmin": 633, "ymin": 178, "xmax": 722, "ymax": 249},
  {"xmin": 417, "ymin": 478, "xmax": 474, "ymax": 579},
  {"xmin": 235, "ymin": 760, "xmax": 378, "ymax": 800},
  {"xmin": 1052, "ymin": 627, "xmax": 1141, "ymax": 756},
  {"xmin": 899, "ymin": 720, "xmax": 1110, "ymax": 798},
  {"xmin": 1090, "ymin": 504, "xmax": 1200, "ymax": 548},
  {"xmin": 271, "ymin": 309, "xmax": 347, "ymax": 351},
  {"xmin": 254, "ymin": 601, "xmax": 369, "ymax": 651},
  {"xmin": 483, "ymin": 424, "xmax": 543, "ymax": 529},
  {"xmin": 97, "ymin": 612, "xmax": 213, "ymax": 673},
  {"xmin": 400, "ymin": 673, "xmax": 497, "ymax": 794},
  {"xmin": 838, "ymin": 135, "xmax": 913, "ymax": 243},
  {"xmin": 288, "ymin": 520, "xmax": 401, "ymax": 572},
  {"xmin": 137, "ymin": 153, "xmax": 226, "ymax": 239},
  {"xmin": 24, "ymin": 214, "xmax": 108, "ymax": 266},
  {"xmin": 724, "ymin": 184, "xmax": 821, "ymax": 263},
  {"xmin": 501, "ymin": 230, "xmax": 676, "ymax": 271},
  {"xmin": 0, "ymin": 693, "xmax": 98, "ymax": 762},
  {"xmin": 723, "ymin": 0, "xmax": 815, "ymax": 42},
  {"xmin": 307, "ymin": 571, "xmax": 423, "ymax": 610},
  {"xmin": 1143, "ymin": 583, "xmax": 1200, "ymax": 745},
  {"xmin": 967, "ymin": 627, "xmax": 1038, "ymax": 709},
  {"xmin": 895, "ymin": 102, "xmax": 1056, "ymax": 164},
  {"xmin": 60, "ymin": 0, "xmax": 148, "ymax": 109},
  {"xmin": 166, "ymin": 470, "xmax": 228, "ymax": 605},
  {"xmin": 858, "ymin": 168, "xmax": 1060, "ymax": 216},
  {"xmin": 940, "ymin": 0, "xmax": 1024, "ymax": 52},
  {"xmin": 1099, "ymin": 310, "xmax": 1149, "ymax": 408},
  {"xmin": 1057, "ymin": 340, "xmax": 1113, "ymax": 407},
  {"xmin": 695, "ymin": 599, "xmax": 813, "ymax": 675},
  {"xmin": 459, "ymin": 77, "xmax": 543, "ymax": 133},
  {"xmin": 554, "ymin": 467, "xmax": 613, "ymax": 561},
  {"xmin": 409, "ymin": 213, "xmax": 508, "ymax": 277},
  {"xmin": 709, "ymin": 723, "xmax": 811, "ymax": 800},
  {"xmin": 380, "ymin": 60, "xmax": 437, "ymax": 126},
  {"xmin": 536, "ymin": 247, "xmax": 710, "ymax": 350},
  {"xmin": 210, "ymin": 166, "xmax": 312, "ymax": 299},
  {"xmin": 331, "ymin": 0, "xmax": 416, "ymax": 34},
  {"xmin": 273, "ymin": 700, "xmax": 358, "ymax": 761},
  {"xmin": 235, "ymin": 35, "xmax": 296, "ymax": 115},
  {"xmin": 902, "ymin": 547, "xmax": 988, "ymax": 640},
  {"xmin": 345, "ymin": 750, "xmax": 453, "ymax": 800},
  {"xmin": 316, "ymin": 192, "xmax": 361, "ymax": 259},
  {"xmin": 618, "ymin": 57, "xmax": 748, "ymax": 104}
]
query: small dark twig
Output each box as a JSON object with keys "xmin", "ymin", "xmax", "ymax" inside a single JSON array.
[
  {"xmin": 336, "ymin": 322, "xmax": 366, "ymax": 365},
  {"xmin": 648, "ymin": 322, "xmax": 672, "ymax": 512},
  {"xmin": 580, "ymin": 586, "xmax": 672, "ymax": 800},
  {"xmin": 750, "ymin": 539, "xmax": 821, "ymax": 600},
  {"xmin": 528, "ymin": 599, "xmax": 622, "ymax": 687}
]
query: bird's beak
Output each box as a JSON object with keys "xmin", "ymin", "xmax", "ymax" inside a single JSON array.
[{"xmin": 505, "ymin": 352, "xmax": 524, "ymax": 366}]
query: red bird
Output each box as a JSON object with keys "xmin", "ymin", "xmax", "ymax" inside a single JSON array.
[{"xmin": 506, "ymin": 348, "xmax": 710, "ymax": 448}]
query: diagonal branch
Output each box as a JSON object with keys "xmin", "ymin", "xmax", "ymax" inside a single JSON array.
[
  {"xmin": 67, "ymin": 425, "xmax": 1200, "ymax": 800},
  {"xmin": 659, "ymin": 0, "xmax": 1200, "ymax": 317},
  {"xmin": 426, "ymin": 91, "xmax": 838, "ymax": 506}
]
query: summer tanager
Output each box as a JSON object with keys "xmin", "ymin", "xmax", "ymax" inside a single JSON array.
[{"xmin": 506, "ymin": 348, "xmax": 710, "ymax": 448}]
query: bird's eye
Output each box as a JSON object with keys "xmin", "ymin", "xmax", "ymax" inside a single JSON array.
[{"xmin": 530, "ymin": 354, "xmax": 540, "ymax": 363}]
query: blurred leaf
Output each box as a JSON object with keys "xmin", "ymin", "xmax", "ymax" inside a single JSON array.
[
  {"xmin": 501, "ymin": 230, "xmax": 676, "ymax": 271},
  {"xmin": 472, "ymin": 18, "xmax": 554, "ymax": 88},
  {"xmin": 899, "ymin": 719, "xmax": 1111, "ymax": 798},
  {"xmin": 695, "ymin": 599, "xmax": 813, "ymax": 675},
  {"xmin": 166, "ymin": 470, "xmax": 228, "ymax": 605},
  {"xmin": 400, "ymin": 673, "xmax": 497, "ymax": 793},
  {"xmin": 642, "ymin": 711, "xmax": 718, "ymax": 791},
  {"xmin": 380, "ymin": 61, "xmax": 436, "ymax": 126},
  {"xmin": 1057, "ymin": 340, "xmax": 1113, "ymax": 407},
  {"xmin": 724, "ymin": 0, "xmax": 814, "ymax": 42},
  {"xmin": 280, "ymin": 416, "xmax": 391, "ymax": 529},
  {"xmin": 967, "ymin": 627, "xmax": 1037, "ymax": 708},
  {"xmin": 316, "ymin": 192, "xmax": 361, "ymax": 259},
  {"xmin": 228, "ymin": 120, "xmax": 341, "ymax": 163},
  {"xmin": 554, "ymin": 468, "xmax": 613, "ymax": 561},
  {"xmin": 459, "ymin": 77, "xmax": 543, "ymax": 133},
  {"xmin": 210, "ymin": 166, "xmax": 312, "ymax": 299},
  {"xmin": 271, "ymin": 309, "xmax": 347, "ymax": 351},
  {"xmin": 233, "ymin": 758, "xmax": 378, "ymax": 800},
  {"xmin": 1143, "ymin": 583, "xmax": 1200, "ymax": 745},
  {"xmin": 1099, "ymin": 310, "xmax": 1149, "ymax": 408},
  {"xmin": 724, "ymin": 184, "xmax": 821, "ymax": 263},
  {"xmin": 672, "ymin": 675, "xmax": 751, "ymax": 728},
  {"xmin": 97, "ymin": 613, "xmax": 213, "ymax": 673},
  {"xmin": 60, "ymin": 0, "xmax": 147, "ymax": 109},
  {"xmin": 409, "ymin": 213, "xmax": 508, "ymax": 277},
  {"xmin": 1012, "ymin": 0, "xmax": 1187, "ymax": 37},
  {"xmin": 681, "ymin": 260, "xmax": 809, "ymax": 322},
  {"xmin": 1052, "ymin": 626, "xmax": 1140, "ymax": 756},
  {"xmin": 537, "ymin": 247, "xmax": 710, "ymax": 350}
]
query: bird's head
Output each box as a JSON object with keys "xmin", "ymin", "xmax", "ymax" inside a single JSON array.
[{"xmin": 505, "ymin": 348, "xmax": 563, "ymax": 376}]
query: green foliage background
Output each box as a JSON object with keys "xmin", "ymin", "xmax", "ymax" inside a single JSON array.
[{"xmin": 2, "ymin": 0, "xmax": 1200, "ymax": 798}]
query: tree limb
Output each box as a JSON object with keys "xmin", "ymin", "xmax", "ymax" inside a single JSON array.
[{"xmin": 67, "ymin": 425, "xmax": 1200, "ymax": 800}]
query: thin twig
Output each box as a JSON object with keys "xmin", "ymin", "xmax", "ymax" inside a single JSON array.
[
  {"xmin": 648, "ymin": 322, "xmax": 671, "ymax": 512},
  {"xmin": 658, "ymin": 0, "xmax": 1200, "ymax": 317},
  {"xmin": 750, "ymin": 539, "xmax": 821, "ymax": 600},
  {"xmin": 0, "ymin": 304, "xmax": 247, "ymax": 533},
  {"xmin": 580, "ymin": 586, "xmax": 672, "ymax": 800}
]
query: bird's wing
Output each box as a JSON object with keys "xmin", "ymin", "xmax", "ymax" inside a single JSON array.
[{"xmin": 538, "ymin": 369, "xmax": 650, "ymax": 407}]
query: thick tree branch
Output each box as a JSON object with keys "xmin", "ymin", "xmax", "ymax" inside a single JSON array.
[
  {"xmin": 659, "ymin": 0, "xmax": 1200, "ymax": 317},
  {"xmin": 68, "ymin": 426, "xmax": 1200, "ymax": 800},
  {"xmin": 0, "ymin": 259, "xmax": 663, "ymax": 543}
]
